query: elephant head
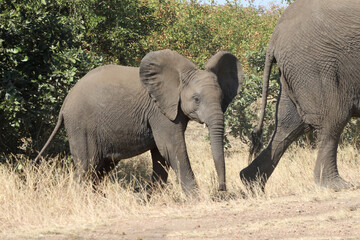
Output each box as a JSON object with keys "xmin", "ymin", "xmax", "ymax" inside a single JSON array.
[{"xmin": 140, "ymin": 49, "xmax": 243, "ymax": 191}]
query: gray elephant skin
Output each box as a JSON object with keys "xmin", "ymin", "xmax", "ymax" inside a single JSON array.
[
  {"xmin": 241, "ymin": 0, "xmax": 360, "ymax": 190},
  {"xmin": 36, "ymin": 49, "xmax": 243, "ymax": 194}
]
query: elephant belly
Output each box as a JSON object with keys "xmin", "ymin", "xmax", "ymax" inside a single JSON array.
[{"xmin": 99, "ymin": 119, "xmax": 156, "ymax": 161}]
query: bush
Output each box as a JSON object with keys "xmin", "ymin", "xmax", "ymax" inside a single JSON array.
[
  {"xmin": 0, "ymin": 0, "xmax": 163, "ymax": 157},
  {"xmin": 76, "ymin": 0, "xmax": 162, "ymax": 65},
  {"xmin": 0, "ymin": 1, "xmax": 103, "ymax": 156},
  {"xmin": 1, "ymin": 0, "xmax": 358, "ymax": 159}
]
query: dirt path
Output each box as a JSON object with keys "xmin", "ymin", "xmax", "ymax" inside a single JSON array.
[{"xmin": 16, "ymin": 189, "xmax": 360, "ymax": 240}]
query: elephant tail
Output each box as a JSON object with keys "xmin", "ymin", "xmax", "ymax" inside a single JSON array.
[
  {"xmin": 248, "ymin": 50, "xmax": 275, "ymax": 163},
  {"xmin": 34, "ymin": 111, "xmax": 64, "ymax": 163}
]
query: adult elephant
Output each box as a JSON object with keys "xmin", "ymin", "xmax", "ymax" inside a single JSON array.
[
  {"xmin": 36, "ymin": 49, "xmax": 243, "ymax": 195},
  {"xmin": 240, "ymin": 0, "xmax": 360, "ymax": 191}
]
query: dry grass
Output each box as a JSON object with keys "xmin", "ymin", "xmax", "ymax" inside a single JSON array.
[{"xmin": 0, "ymin": 122, "xmax": 359, "ymax": 239}]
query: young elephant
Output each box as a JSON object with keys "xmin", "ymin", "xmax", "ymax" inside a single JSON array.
[{"xmin": 36, "ymin": 49, "xmax": 243, "ymax": 194}]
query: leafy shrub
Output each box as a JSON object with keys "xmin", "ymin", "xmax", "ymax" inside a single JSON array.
[
  {"xmin": 75, "ymin": 0, "xmax": 162, "ymax": 65},
  {"xmin": 1, "ymin": 0, "xmax": 358, "ymax": 160},
  {"xmin": 0, "ymin": 0, "xmax": 163, "ymax": 157},
  {"xmin": 0, "ymin": 1, "xmax": 103, "ymax": 156}
]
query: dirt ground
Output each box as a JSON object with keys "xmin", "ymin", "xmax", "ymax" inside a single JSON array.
[
  {"xmin": 5, "ymin": 187, "xmax": 358, "ymax": 240},
  {"xmin": 2, "ymin": 123, "xmax": 360, "ymax": 240}
]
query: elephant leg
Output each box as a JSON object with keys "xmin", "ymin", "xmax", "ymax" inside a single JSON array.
[
  {"xmin": 151, "ymin": 147, "xmax": 169, "ymax": 188},
  {"xmin": 93, "ymin": 157, "xmax": 117, "ymax": 183},
  {"xmin": 240, "ymin": 86, "xmax": 309, "ymax": 190},
  {"xmin": 150, "ymin": 116, "xmax": 197, "ymax": 195},
  {"xmin": 69, "ymin": 148, "xmax": 89, "ymax": 184},
  {"xmin": 67, "ymin": 130, "xmax": 99, "ymax": 184},
  {"xmin": 314, "ymin": 119, "xmax": 353, "ymax": 190},
  {"xmin": 157, "ymin": 136, "xmax": 197, "ymax": 195}
]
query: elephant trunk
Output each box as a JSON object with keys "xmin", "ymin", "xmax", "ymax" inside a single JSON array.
[{"xmin": 206, "ymin": 110, "xmax": 226, "ymax": 191}]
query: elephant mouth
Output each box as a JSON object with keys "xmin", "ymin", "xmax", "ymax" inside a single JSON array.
[
  {"xmin": 190, "ymin": 115, "xmax": 204, "ymax": 125},
  {"xmin": 194, "ymin": 119, "xmax": 208, "ymax": 128}
]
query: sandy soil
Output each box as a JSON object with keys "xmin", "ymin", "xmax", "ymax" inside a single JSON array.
[
  {"xmin": 2, "ymin": 123, "xmax": 359, "ymax": 240},
  {"xmin": 8, "ymin": 188, "xmax": 359, "ymax": 240}
]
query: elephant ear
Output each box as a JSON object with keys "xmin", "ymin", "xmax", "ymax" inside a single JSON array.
[
  {"xmin": 140, "ymin": 49, "xmax": 197, "ymax": 121},
  {"xmin": 205, "ymin": 51, "xmax": 243, "ymax": 112}
]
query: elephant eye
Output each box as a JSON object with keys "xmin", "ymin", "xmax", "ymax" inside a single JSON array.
[{"xmin": 193, "ymin": 95, "xmax": 200, "ymax": 105}]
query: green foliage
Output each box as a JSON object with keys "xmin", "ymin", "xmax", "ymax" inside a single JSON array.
[
  {"xmin": 342, "ymin": 119, "xmax": 360, "ymax": 149},
  {"xmin": 0, "ymin": 0, "xmax": 103, "ymax": 155},
  {"xmin": 74, "ymin": 0, "xmax": 161, "ymax": 65},
  {"xmin": 1, "ymin": 0, "xmax": 358, "ymax": 158},
  {"xmin": 145, "ymin": 0, "xmax": 222, "ymax": 66},
  {"xmin": 0, "ymin": 0, "xmax": 165, "ymax": 157}
]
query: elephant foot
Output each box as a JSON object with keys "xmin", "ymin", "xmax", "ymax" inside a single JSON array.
[
  {"xmin": 218, "ymin": 183, "xmax": 227, "ymax": 191},
  {"xmin": 317, "ymin": 176, "xmax": 354, "ymax": 191},
  {"xmin": 239, "ymin": 166, "xmax": 266, "ymax": 194}
]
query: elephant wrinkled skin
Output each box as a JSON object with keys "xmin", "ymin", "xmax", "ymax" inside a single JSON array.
[
  {"xmin": 241, "ymin": 0, "xmax": 360, "ymax": 191},
  {"xmin": 36, "ymin": 49, "xmax": 243, "ymax": 195}
]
